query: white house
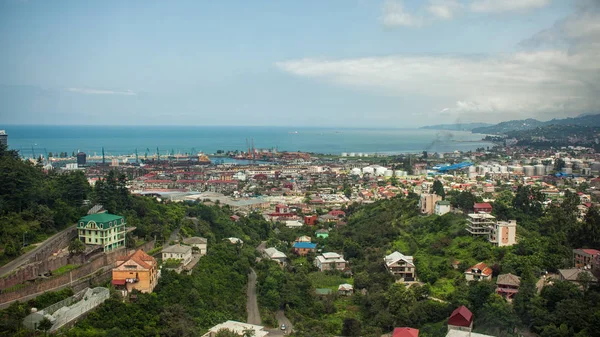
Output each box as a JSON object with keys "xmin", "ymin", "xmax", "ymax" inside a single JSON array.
[
  {"xmin": 182, "ymin": 237, "xmax": 207, "ymax": 255},
  {"xmin": 488, "ymin": 220, "xmax": 517, "ymax": 247},
  {"xmin": 162, "ymin": 245, "xmax": 193, "ymax": 265},
  {"xmin": 264, "ymin": 247, "xmax": 287, "ymax": 266},
  {"xmin": 435, "ymin": 200, "xmax": 451, "ymax": 216},
  {"xmin": 201, "ymin": 320, "xmax": 268, "ymax": 337},
  {"xmin": 384, "ymin": 251, "xmax": 416, "ymax": 282},
  {"xmin": 315, "ymin": 252, "xmax": 347, "ymax": 271}
]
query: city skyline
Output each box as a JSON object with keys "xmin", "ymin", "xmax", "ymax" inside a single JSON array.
[{"xmin": 1, "ymin": 0, "xmax": 598, "ymax": 127}]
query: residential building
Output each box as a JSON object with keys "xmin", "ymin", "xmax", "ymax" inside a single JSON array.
[
  {"xmin": 225, "ymin": 237, "xmax": 244, "ymax": 245},
  {"xmin": 464, "ymin": 262, "xmax": 492, "ymax": 282},
  {"xmin": 393, "ymin": 327, "xmax": 419, "ymax": 337},
  {"xmin": 435, "ymin": 200, "xmax": 451, "ymax": 216},
  {"xmin": 384, "ymin": 251, "xmax": 416, "ymax": 282},
  {"xmin": 315, "ymin": 229, "xmax": 329, "ymax": 239},
  {"xmin": 473, "ymin": 202, "xmax": 493, "ymax": 214},
  {"xmin": 447, "ymin": 305, "xmax": 473, "ymax": 332},
  {"xmin": 304, "ymin": 215, "xmax": 318, "ymax": 225},
  {"xmin": 0, "ymin": 130, "xmax": 7, "ymax": 147},
  {"xmin": 315, "ymin": 252, "xmax": 348, "ymax": 271},
  {"xmin": 162, "ymin": 244, "xmax": 193, "ymax": 265},
  {"xmin": 488, "ymin": 220, "xmax": 517, "ymax": 247},
  {"xmin": 112, "ymin": 249, "xmax": 159, "ymax": 293},
  {"xmin": 338, "ymin": 283, "xmax": 354, "ymax": 296},
  {"xmin": 77, "ymin": 213, "xmax": 126, "ymax": 252},
  {"xmin": 446, "ymin": 331, "xmax": 494, "ymax": 337},
  {"xmin": 419, "ymin": 193, "xmax": 442, "ymax": 215},
  {"xmin": 183, "ymin": 237, "xmax": 208, "ymax": 255},
  {"xmin": 558, "ymin": 268, "xmax": 598, "ymax": 285},
  {"xmin": 292, "ymin": 242, "xmax": 317, "ymax": 256},
  {"xmin": 201, "ymin": 320, "xmax": 268, "ymax": 337},
  {"xmin": 496, "ymin": 273, "xmax": 520, "ymax": 300},
  {"xmin": 295, "ymin": 235, "xmax": 312, "ymax": 242},
  {"xmin": 285, "ymin": 220, "xmax": 304, "ymax": 228},
  {"xmin": 573, "ymin": 248, "xmax": 600, "ymax": 270},
  {"xmin": 466, "ymin": 213, "xmax": 495, "ymax": 236},
  {"xmin": 263, "ymin": 247, "xmax": 286, "ymax": 266}
]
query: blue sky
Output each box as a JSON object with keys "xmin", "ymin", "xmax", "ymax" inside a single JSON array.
[{"xmin": 0, "ymin": 0, "xmax": 598, "ymax": 127}]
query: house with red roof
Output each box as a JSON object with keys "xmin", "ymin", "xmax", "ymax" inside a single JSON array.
[
  {"xmin": 473, "ymin": 202, "xmax": 492, "ymax": 214},
  {"xmin": 112, "ymin": 249, "xmax": 159, "ymax": 293},
  {"xmin": 392, "ymin": 327, "xmax": 419, "ymax": 337},
  {"xmin": 573, "ymin": 248, "xmax": 600, "ymax": 270},
  {"xmin": 464, "ymin": 262, "xmax": 493, "ymax": 282},
  {"xmin": 447, "ymin": 305, "xmax": 473, "ymax": 332}
]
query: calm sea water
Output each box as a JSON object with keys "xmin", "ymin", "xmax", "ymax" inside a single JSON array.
[{"xmin": 2, "ymin": 125, "xmax": 494, "ymax": 157}]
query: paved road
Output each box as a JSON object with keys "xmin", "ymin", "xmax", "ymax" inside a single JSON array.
[
  {"xmin": 0, "ymin": 226, "xmax": 75, "ymax": 278},
  {"xmin": 276, "ymin": 309, "xmax": 293, "ymax": 335},
  {"xmin": 247, "ymin": 268, "xmax": 261, "ymax": 325}
]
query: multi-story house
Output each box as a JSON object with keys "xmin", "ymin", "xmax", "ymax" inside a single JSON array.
[
  {"xmin": 466, "ymin": 213, "xmax": 495, "ymax": 236},
  {"xmin": 292, "ymin": 242, "xmax": 317, "ymax": 256},
  {"xmin": 263, "ymin": 247, "xmax": 287, "ymax": 267},
  {"xmin": 464, "ymin": 262, "xmax": 492, "ymax": 282},
  {"xmin": 315, "ymin": 252, "xmax": 347, "ymax": 271},
  {"xmin": 77, "ymin": 213, "xmax": 126, "ymax": 252},
  {"xmin": 419, "ymin": 193, "xmax": 442, "ymax": 215},
  {"xmin": 488, "ymin": 220, "xmax": 517, "ymax": 247},
  {"xmin": 495, "ymin": 273, "xmax": 520, "ymax": 300},
  {"xmin": 112, "ymin": 249, "xmax": 159, "ymax": 293},
  {"xmin": 162, "ymin": 244, "xmax": 193, "ymax": 265},
  {"xmin": 573, "ymin": 248, "xmax": 600, "ymax": 270},
  {"xmin": 183, "ymin": 237, "xmax": 208, "ymax": 255},
  {"xmin": 384, "ymin": 251, "xmax": 416, "ymax": 282},
  {"xmin": 435, "ymin": 200, "xmax": 451, "ymax": 215}
]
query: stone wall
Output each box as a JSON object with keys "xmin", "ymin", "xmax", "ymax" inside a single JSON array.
[
  {"xmin": 0, "ymin": 227, "xmax": 77, "ymax": 290},
  {"xmin": 0, "ymin": 241, "xmax": 155, "ymax": 308}
]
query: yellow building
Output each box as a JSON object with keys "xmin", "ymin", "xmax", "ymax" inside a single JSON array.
[{"xmin": 112, "ymin": 249, "xmax": 159, "ymax": 293}]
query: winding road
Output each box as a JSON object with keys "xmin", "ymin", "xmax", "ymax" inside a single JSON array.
[
  {"xmin": 247, "ymin": 241, "xmax": 293, "ymax": 335},
  {"xmin": 246, "ymin": 268, "xmax": 262, "ymax": 325}
]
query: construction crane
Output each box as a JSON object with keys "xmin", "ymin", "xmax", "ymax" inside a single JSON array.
[
  {"xmin": 145, "ymin": 148, "xmax": 150, "ymax": 160},
  {"xmin": 135, "ymin": 148, "xmax": 139, "ymax": 163},
  {"xmin": 31, "ymin": 145, "xmax": 35, "ymax": 160},
  {"xmin": 156, "ymin": 147, "xmax": 160, "ymax": 161},
  {"xmin": 102, "ymin": 147, "xmax": 106, "ymax": 165}
]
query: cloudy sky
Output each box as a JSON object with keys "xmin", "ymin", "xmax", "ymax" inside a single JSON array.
[{"xmin": 0, "ymin": 0, "xmax": 598, "ymax": 127}]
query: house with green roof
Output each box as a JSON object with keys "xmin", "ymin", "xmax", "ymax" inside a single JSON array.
[{"xmin": 77, "ymin": 213, "xmax": 126, "ymax": 252}]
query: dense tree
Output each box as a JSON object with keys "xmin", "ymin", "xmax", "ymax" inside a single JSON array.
[{"xmin": 432, "ymin": 180, "xmax": 445, "ymax": 199}]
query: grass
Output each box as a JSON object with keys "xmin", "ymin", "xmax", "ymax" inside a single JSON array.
[
  {"xmin": 147, "ymin": 246, "xmax": 163, "ymax": 256},
  {"xmin": 52, "ymin": 264, "xmax": 80, "ymax": 276},
  {"xmin": 430, "ymin": 278, "xmax": 456, "ymax": 299},
  {"xmin": 308, "ymin": 272, "xmax": 353, "ymax": 291}
]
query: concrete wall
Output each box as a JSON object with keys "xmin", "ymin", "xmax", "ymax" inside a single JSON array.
[{"xmin": 0, "ymin": 240, "xmax": 155, "ymax": 308}]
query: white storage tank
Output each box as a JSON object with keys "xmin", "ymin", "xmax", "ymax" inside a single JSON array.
[
  {"xmin": 546, "ymin": 165, "xmax": 554, "ymax": 174},
  {"xmin": 591, "ymin": 162, "xmax": 600, "ymax": 172},
  {"xmin": 395, "ymin": 170, "xmax": 407, "ymax": 177},
  {"xmin": 534, "ymin": 164, "xmax": 546, "ymax": 176},
  {"xmin": 384, "ymin": 169, "xmax": 393, "ymax": 177},
  {"xmin": 500, "ymin": 166, "xmax": 508, "ymax": 173},
  {"xmin": 375, "ymin": 166, "xmax": 387, "ymax": 176},
  {"xmin": 362, "ymin": 166, "xmax": 375, "ymax": 175},
  {"xmin": 350, "ymin": 168, "xmax": 362, "ymax": 176},
  {"xmin": 523, "ymin": 165, "xmax": 535, "ymax": 177},
  {"xmin": 469, "ymin": 166, "xmax": 476, "ymax": 173},
  {"xmin": 581, "ymin": 167, "xmax": 592, "ymax": 176},
  {"xmin": 562, "ymin": 167, "xmax": 573, "ymax": 174}
]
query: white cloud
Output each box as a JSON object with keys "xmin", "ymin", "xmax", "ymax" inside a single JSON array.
[
  {"xmin": 470, "ymin": 0, "xmax": 551, "ymax": 13},
  {"xmin": 427, "ymin": 0, "xmax": 461, "ymax": 19},
  {"xmin": 67, "ymin": 88, "xmax": 137, "ymax": 96},
  {"xmin": 381, "ymin": 0, "xmax": 422, "ymax": 27},
  {"xmin": 277, "ymin": 3, "xmax": 600, "ymax": 122}
]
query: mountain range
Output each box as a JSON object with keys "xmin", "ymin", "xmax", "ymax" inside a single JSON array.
[{"xmin": 421, "ymin": 114, "xmax": 600, "ymax": 134}]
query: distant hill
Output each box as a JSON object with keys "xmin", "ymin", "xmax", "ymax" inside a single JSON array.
[
  {"xmin": 472, "ymin": 114, "xmax": 600, "ymax": 134},
  {"xmin": 420, "ymin": 123, "xmax": 492, "ymax": 131}
]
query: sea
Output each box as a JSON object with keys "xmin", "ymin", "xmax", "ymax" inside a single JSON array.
[{"xmin": 2, "ymin": 125, "xmax": 495, "ymax": 159}]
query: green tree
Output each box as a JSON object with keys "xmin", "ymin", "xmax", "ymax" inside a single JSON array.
[
  {"xmin": 37, "ymin": 317, "xmax": 53, "ymax": 335},
  {"xmin": 432, "ymin": 180, "xmax": 445, "ymax": 199},
  {"xmin": 341, "ymin": 318, "xmax": 361, "ymax": 337},
  {"xmin": 68, "ymin": 238, "xmax": 86, "ymax": 255}
]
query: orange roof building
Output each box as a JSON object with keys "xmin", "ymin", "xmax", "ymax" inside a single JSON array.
[{"xmin": 112, "ymin": 249, "xmax": 159, "ymax": 293}]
